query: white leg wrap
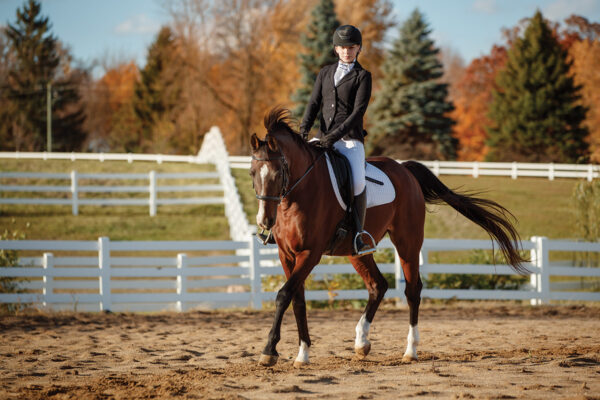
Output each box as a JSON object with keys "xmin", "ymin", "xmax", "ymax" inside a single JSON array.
[
  {"xmin": 403, "ymin": 325, "xmax": 419, "ymax": 360},
  {"xmin": 354, "ymin": 313, "xmax": 371, "ymax": 349},
  {"xmin": 295, "ymin": 340, "xmax": 310, "ymax": 364}
]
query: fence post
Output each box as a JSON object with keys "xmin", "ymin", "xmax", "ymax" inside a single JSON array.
[
  {"xmin": 433, "ymin": 160, "xmax": 440, "ymax": 176},
  {"xmin": 43, "ymin": 252, "xmax": 54, "ymax": 308},
  {"xmin": 249, "ymin": 234, "xmax": 262, "ymax": 310},
  {"xmin": 529, "ymin": 236, "xmax": 540, "ymax": 305},
  {"xmin": 530, "ymin": 236, "xmax": 550, "ymax": 305},
  {"xmin": 394, "ymin": 247, "xmax": 406, "ymax": 306},
  {"xmin": 149, "ymin": 171, "xmax": 157, "ymax": 217},
  {"xmin": 549, "ymin": 163, "xmax": 554, "ymax": 181},
  {"xmin": 588, "ymin": 164, "xmax": 593, "ymax": 182},
  {"xmin": 176, "ymin": 253, "xmax": 188, "ymax": 312},
  {"xmin": 98, "ymin": 237, "xmax": 112, "ymax": 311},
  {"xmin": 537, "ymin": 236, "xmax": 550, "ymax": 304},
  {"xmin": 419, "ymin": 247, "xmax": 428, "ymax": 281},
  {"xmin": 511, "ymin": 162, "xmax": 517, "ymax": 179},
  {"xmin": 473, "ymin": 162, "xmax": 479, "ymax": 178},
  {"xmin": 71, "ymin": 170, "xmax": 79, "ymax": 216}
]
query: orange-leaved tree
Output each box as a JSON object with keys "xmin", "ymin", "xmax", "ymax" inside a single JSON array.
[
  {"xmin": 83, "ymin": 61, "xmax": 139, "ymax": 152},
  {"xmin": 450, "ymin": 45, "xmax": 507, "ymax": 161},
  {"xmin": 569, "ymin": 39, "xmax": 600, "ymax": 162}
]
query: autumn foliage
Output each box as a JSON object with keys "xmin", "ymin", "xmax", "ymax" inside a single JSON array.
[
  {"xmin": 2, "ymin": 1, "xmax": 600, "ymax": 163},
  {"xmin": 450, "ymin": 46, "xmax": 506, "ymax": 161}
]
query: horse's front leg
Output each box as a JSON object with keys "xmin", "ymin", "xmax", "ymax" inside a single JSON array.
[
  {"xmin": 259, "ymin": 251, "xmax": 318, "ymax": 367},
  {"xmin": 292, "ymin": 283, "xmax": 310, "ymax": 367}
]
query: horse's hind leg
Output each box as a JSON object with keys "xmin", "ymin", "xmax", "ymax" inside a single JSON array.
[
  {"xmin": 390, "ymin": 231, "xmax": 423, "ymax": 362},
  {"xmin": 349, "ymin": 254, "xmax": 388, "ymax": 358},
  {"xmin": 399, "ymin": 252, "xmax": 422, "ymax": 362}
]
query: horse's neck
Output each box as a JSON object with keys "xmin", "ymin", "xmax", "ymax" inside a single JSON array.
[
  {"xmin": 284, "ymin": 148, "xmax": 327, "ymax": 205},
  {"xmin": 281, "ymin": 141, "xmax": 318, "ymax": 182}
]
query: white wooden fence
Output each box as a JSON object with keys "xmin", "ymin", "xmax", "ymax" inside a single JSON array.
[
  {"xmin": 0, "ymin": 127, "xmax": 253, "ymax": 240},
  {"xmin": 229, "ymin": 157, "xmax": 600, "ymax": 181},
  {"xmin": 1, "ymin": 151, "xmax": 598, "ymax": 181},
  {"xmin": 0, "ymin": 170, "xmax": 224, "ymax": 216},
  {"xmin": 0, "ymin": 236, "xmax": 598, "ymax": 312}
]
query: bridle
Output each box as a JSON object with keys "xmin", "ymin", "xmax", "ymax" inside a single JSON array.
[
  {"xmin": 251, "ymin": 151, "xmax": 324, "ymax": 204},
  {"xmin": 252, "ymin": 150, "xmax": 324, "ymax": 245},
  {"xmin": 251, "ymin": 154, "xmax": 290, "ymax": 204}
]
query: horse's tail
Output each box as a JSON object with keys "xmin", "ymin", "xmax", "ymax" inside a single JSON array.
[{"xmin": 403, "ymin": 160, "xmax": 529, "ymax": 274}]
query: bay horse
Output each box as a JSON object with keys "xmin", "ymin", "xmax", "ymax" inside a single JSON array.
[{"xmin": 249, "ymin": 107, "xmax": 528, "ymax": 367}]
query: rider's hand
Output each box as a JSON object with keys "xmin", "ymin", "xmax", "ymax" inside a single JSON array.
[
  {"xmin": 319, "ymin": 136, "xmax": 336, "ymax": 148},
  {"xmin": 300, "ymin": 130, "xmax": 309, "ymax": 141}
]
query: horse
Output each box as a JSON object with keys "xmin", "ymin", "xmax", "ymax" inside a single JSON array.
[{"xmin": 249, "ymin": 107, "xmax": 528, "ymax": 367}]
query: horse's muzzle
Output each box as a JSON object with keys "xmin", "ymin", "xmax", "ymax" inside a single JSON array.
[{"xmin": 257, "ymin": 217, "xmax": 275, "ymax": 231}]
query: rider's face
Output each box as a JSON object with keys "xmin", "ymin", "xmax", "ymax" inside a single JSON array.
[{"xmin": 335, "ymin": 44, "xmax": 360, "ymax": 63}]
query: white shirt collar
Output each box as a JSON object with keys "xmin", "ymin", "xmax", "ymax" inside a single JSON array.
[{"xmin": 337, "ymin": 60, "xmax": 355, "ymax": 71}]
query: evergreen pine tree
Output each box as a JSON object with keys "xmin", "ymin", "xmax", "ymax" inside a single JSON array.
[
  {"xmin": 5, "ymin": 0, "xmax": 85, "ymax": 151},
  {"xmin": 487, "ymin": 11, "xmax": 588, "ymax": 163},
  {"xmin": 369, "ymin": 9, "xmax": 456, "ymax": 160},
  {"xmin": 133, "ymin": 26, "xmax": 181, "ymax": 152},
  {"xmin": 291, "ymin": 0, "xmax": 339, "ymax": 125}
]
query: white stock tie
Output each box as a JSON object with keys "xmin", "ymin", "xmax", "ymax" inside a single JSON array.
[{"xmin": 334, "ymin": 61, "xmax": 354, "ymax": 86}]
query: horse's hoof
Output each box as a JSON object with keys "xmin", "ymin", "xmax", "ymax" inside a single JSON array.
[
  {"xmin": 258, "ymin": 354, "xmax": 279, "ymax": 367},
  {"xmin": 354, "ymin": 343, "xmax": 371, "ymax": 358},
  {"xmin": 293, "ymin": 360, "xmax": 309, "ymax": 368},
  {"xmin": 402, "ymin": 354, "xmax": 418, "ymax": 363}
]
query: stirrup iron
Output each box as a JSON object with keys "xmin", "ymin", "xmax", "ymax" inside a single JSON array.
[{"xmin": 354, "ymin": 231, "xmax": 377, "ymax": 256}]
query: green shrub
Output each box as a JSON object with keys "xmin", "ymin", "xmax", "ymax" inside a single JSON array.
[
  {"xmin": 424, "ymin": 249, "xmax": 529, "ymax": 290},
  {"xmin": 0, "ymin": 221, "xmax": 29, "ymax": 313},
  {"xmin": 572, "ymin": 180, "xmax": 600, "ymax": 269}
]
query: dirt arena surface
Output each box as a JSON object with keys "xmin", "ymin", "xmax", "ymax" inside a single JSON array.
[{"xmin": 1, "ymin": 303, "xmax": 599, "ymax": 400}]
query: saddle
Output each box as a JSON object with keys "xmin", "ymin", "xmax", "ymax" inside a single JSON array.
[
  {"xmin": 327, "ymin": 148, "xmax": 354, "ymax": 208},
  {"xmin": 323, "ymin": 148, "xmax": 358, "ymax": 255}
]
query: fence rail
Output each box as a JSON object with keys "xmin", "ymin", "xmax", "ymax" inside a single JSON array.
[
  {"xmin": 229, "ymin": 156, "xmax": 599, "ymax": 181},
  {"xmin": 2, "ymin": 151, "xmax": 598, "ymax": 181},
  {"xmin": 0, "ymin": 236, "xmax": 598, "ymax": 312},
  {"xmin": 0, "ymin": 170, "xmax": 224, "ymax": 216}
]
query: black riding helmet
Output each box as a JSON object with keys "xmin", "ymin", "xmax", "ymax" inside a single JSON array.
[{"xmin": 332, "ymin": 24, "xmax": 362, "ymax": 47}]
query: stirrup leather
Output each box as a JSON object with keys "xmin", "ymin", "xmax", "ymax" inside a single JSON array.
[{"xmin": 353, "ymin": 230, "xmax": 377, "ymax": 256}]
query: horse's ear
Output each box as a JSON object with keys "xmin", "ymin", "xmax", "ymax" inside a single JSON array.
[
  {"xmin": 266, "ymin": 135, "xmax": 279, "ymax": 152},
  {"xmin": 250, "ymin": 133, "xmax": 260, "ymax": 151}
]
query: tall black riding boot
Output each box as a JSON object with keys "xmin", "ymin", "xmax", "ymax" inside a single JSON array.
[{"xmin": 353, "ymin": 189, "xmax": 376, "ymax": 255}]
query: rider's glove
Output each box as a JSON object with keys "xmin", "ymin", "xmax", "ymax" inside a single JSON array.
[
  {"xmin": 300, "ymin": 130, "xmax": 309, "ymax": 141},
  {"xmin": 319, "ymin": 135, "xmax": 336, "ymax": 149}
]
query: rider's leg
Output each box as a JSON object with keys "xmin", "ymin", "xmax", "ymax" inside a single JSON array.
[{"xmin": 333, "ymin": 139, "xmax": 375, "ymax": 254}]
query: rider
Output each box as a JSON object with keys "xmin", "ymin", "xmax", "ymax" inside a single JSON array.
[{"xmin": 299, "ymin": 24, "xmax": 376, "ymax": 255}]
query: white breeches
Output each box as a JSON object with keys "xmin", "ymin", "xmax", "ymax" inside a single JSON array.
[{"xmin": 333, "ymin": 139, "xmax": 365, "ymax": 195}]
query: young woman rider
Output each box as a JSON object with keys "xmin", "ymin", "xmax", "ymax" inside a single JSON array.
[{"xmin": 299, "ymin": 24, "xmax": 375, "ymax": 255}]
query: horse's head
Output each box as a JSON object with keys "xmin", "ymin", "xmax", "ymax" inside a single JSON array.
[{"xmin": 250, "ymin": 132, "xmax": 289, "ymax": 231}]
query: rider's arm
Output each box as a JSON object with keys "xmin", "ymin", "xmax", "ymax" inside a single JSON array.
[
  {"xmin": 324, "ymin": 70, "xmax": 372, "ymax": 144},
  {"xmin": 299, "ymin": 68, "xmax": 325, "ymax": 140}
]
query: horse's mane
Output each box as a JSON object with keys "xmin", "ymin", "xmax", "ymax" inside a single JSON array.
[{"xmin": 263, "ymin": 107, "xmax": 314, "ymax": 151}]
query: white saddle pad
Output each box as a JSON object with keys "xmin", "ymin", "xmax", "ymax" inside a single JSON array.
[{"xmin": 325, "ymin": 153, "xmax": 396, "ymax": 211}]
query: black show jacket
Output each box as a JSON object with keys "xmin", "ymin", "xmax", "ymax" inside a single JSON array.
[{"xmin": 300, "ymin": 61, "xmax": 372, "ymax": 143}]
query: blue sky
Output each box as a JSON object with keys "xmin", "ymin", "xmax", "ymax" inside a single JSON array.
[{"xmin": 1, "ymin": 0, "xmax": 599, "ymax": 75}]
